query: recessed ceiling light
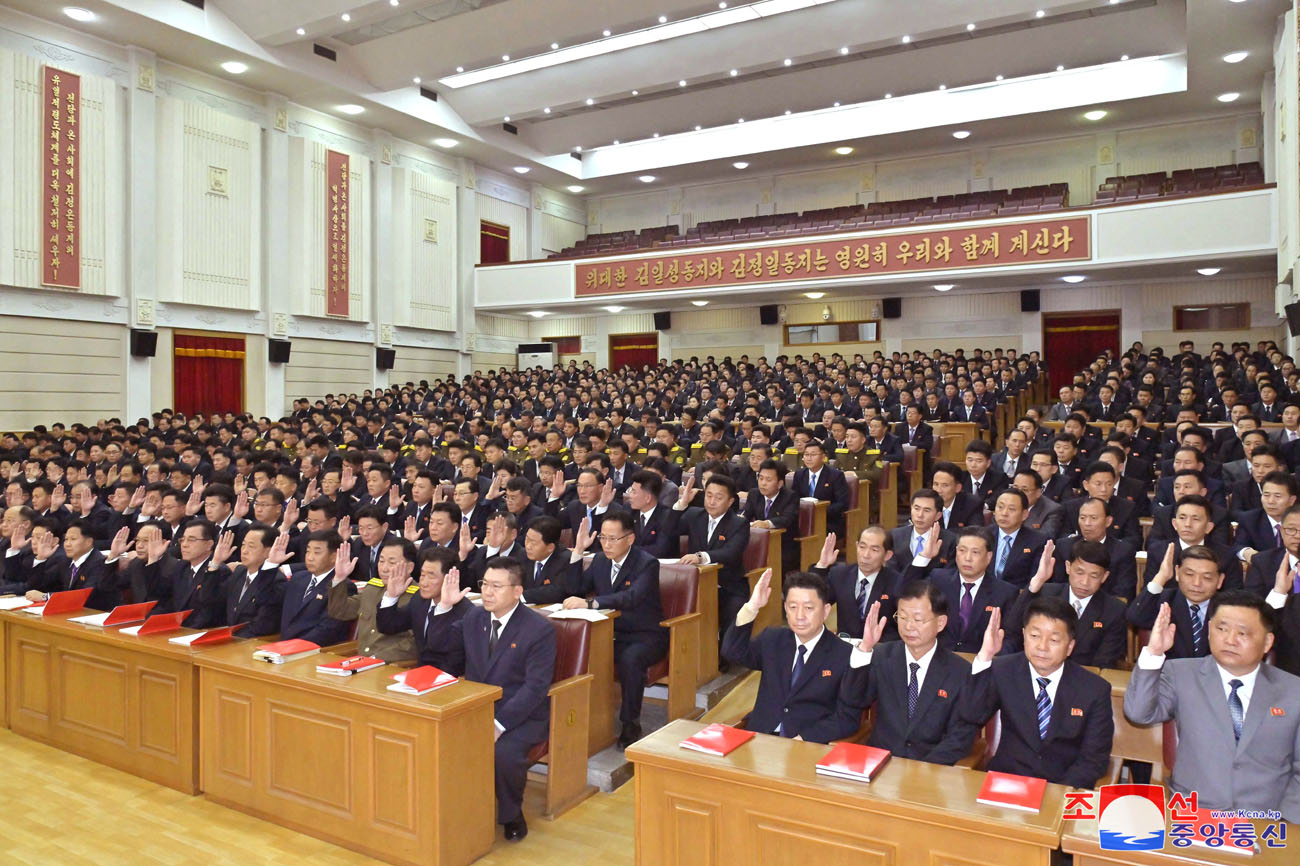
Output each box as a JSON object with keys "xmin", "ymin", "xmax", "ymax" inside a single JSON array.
[
  {"xmin": 604, "ymin": 305, "xmax": 627, "ymax": 312},
  {"xmin": 784, "ymin": 109, "xmax": 792, "ymax": 115},
  {"xmin": 456, "ymin": 66, "xmax": 464, "ymax": 72},
  {"xmin": 543, "ymin": 107, "xmax": 551, "ymax": 113},
  {"xmin": 631, "ymin": 90, "xmax": 638, "ymax": 96},
  {"xmin": 1197, "ymin": 267, "xmax": 1222, "ymax": 276},
  {"xmin": 1060, "ymin": 275, "xmax": 1086, "ymax": 284},
  {"xmin": 840, "ymin": 46, "xmax": 849, "ymax": 55},
  {"xmin": 804, "ymin": 292, "xmax": 825, "ymax": 299},
  {"xmin": 933, "ymin": 284, "xmax": 954, "ymax": 292},
  {"xmin": 503, "ymin": 115, "xmax": 510, "ymax": 122},
  {"xmin": 719, "ymin": 1, "xmax": 727, "ymax": 7},
  {"xmin": 1223, "ymin": 51, "xmax": 1248, "ymax": 64},
  {"xmin": 603, "ymin": 29, "xmax": 611, "ymax": 36},
  {"xmin": 1218, "ymin": 92, "xmax": 1240, "ymax": 102},
  {"xmin": 63, "ymin": 6, "xmax": 95, "ymax": 21},
  {"xmin": 391, "ymin": 0, "xmax": 400, "ymax": 6},
  {"xmin": 833, "ymin": 101, "xmax": 840, "ymax": 107},
  {"xmin": 733, "ymin": 161, "xmax": 749, "ymax": 169},
  {"xmin": 513, "ymin": 166, "xmax": 530, "ymax": 174},
  {"xmin": 783, "ymin": 58, "xmax": 792, "ymax": 66},
  {"xmin": 966, "ymin": 23, "xmax": 975, "ymax": 31},
  {"xmin": 337, "ymin": 104, "xmax": 365, "ymax": 115},
  {"xmin": 567, "ymin": 185, "xmax": 585, "ymax": 193},
  {"xmin": 691, "ymin": 300, "xmax": 709, "ymax": 306},
  {"xmin": 884, "ymin": 93, "xmax": 891, "ymax": 98},
  {"xmin": 1084, "ymin": 109, "xmax": 1108, "ymax": 121},
  {"xmin": 678, "ymin": 79, "xmax": 687, "ymax": 86},
  {"xmin": 938, "ymin": 84, "xmax": 946, "ymax": 90},
  {"xmin": 995, "ymin": 74, "xmax": 1004, "ymax": 81},
  {"xmin": 221, "ymin": 61, "xmax": 248, "ymax": 74},
  {"xmin": 341, "ymin": 13, "xmax": 351, "ymax": 22},
  {"xmin": 834, "ymin": 146, "xmax": 854, "ymax": 155},
  {"xmin": 1120, "ymin": 55, "xmax": 1128, "ymax": 61},
  {"xmin": 1035, "ymin": 9, "xmax": 1045, "ymax": 18},
  {"xmin": 586, "ymin": 97, "xmax": 595, "ymax": 105},
  {"xmin": 1056, "ymin": 64, "xmax": 1065, "ymax": 71},
  {"xmin": 613, "ymin": 139, "xmax": 620, "ymax": 144},
  {"xmin": 652, "ymin": 132, "xmax": 660, "ymax": 138},
  {"xmin": 412, "ymin": 76, "xmax": 421, "ymax": 84},
  {"xmin": 659, "ymin": 15, "xmax": 668, "ymax": 23},
  {"xmin": 502, "ymin": 54, "xmax": 510, "ymax": 61},
  {"xmin": 528, "ymin": 311, "xmax": 548, "ymax": 318},
  {"xmin": 296, "ymin": 27, "xmax": 306, "ymax": 36},
  {"xmin": 737, "ymin": 118, "xmax": 745, "ymax": 123},
  {"xmin": 730, "ymin": 68, "xmax": 738, "ymax": 76},
  {"xmin": 551, "ymin": 42, "xmax": 559, "ymax": 49},
  {"xmin": 952, "ymin": 130, "xmax": 970, "ymax": 139},
  {"xmin": 638, "ymin": 175, "xmax": 656, "ymax": 183},
  {"xmin": 901, "ymin": 35, "xmax": 911, "ymax": 44},
  {"xmin": 694, "ymin": 124, "xmax": 702, "ymax": 130},
  {"xmin": 433, "ymin": 138, "xmax": 457, "ymax": 148}
]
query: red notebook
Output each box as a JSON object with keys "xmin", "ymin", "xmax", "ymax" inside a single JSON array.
[
  {"xmin": 388, "ymin": 665, "xmax": 456, "ymax": 695},
  {"xmin": 123, "ymin": 610, "xmax": 192, "ymax": 636},
  {"xmin": 252, "ymin": 639, "xmax": 320, "ymax": 663},
  {"xmin": 976, "ymin": 771, "xmax": 1047, "ymax": 813},
  {"xmin": 169, "ymin": 624, "xmax": 244, "ymax": 647},
  {"xmin": 679, "ymin": 723, "xmax": 756, "ymax": 756},
  {"xmin": 102, "ymin": 600, "xmax": 157, "ymax": 625},
  {"xmin": 815, "ymin": 742, "xmax": 892, "ymax": 783},
  {"xmin": 23, "ymin": 587, "xmax": 94, "ymax": 616},
  {"xmin": 1186, "ymin": 809, "xmax": 1258, "ymax": 855},
  {"xmin": 317, "ymin": 656, "xmax": 386, "ymax": 676}
]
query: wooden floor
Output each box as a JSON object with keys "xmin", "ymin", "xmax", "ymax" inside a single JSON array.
[{"xmin": 0, "ymin": 728, "xmax": 634, "ymax": 866}]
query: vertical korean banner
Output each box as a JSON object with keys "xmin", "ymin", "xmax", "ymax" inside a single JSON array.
[
  {"xmin": 43, "ymin": 66, "xmax": 80, "ymax": 289},
  {"xmin": 325, "ymin": 149, "xmax": 350, "ymax": 316}
]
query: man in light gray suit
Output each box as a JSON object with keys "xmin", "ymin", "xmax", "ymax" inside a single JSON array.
[
  {"xmin": 1124, "ymin": 589, "xmax": 1300, "ymax": 821},
  {"xmin": 1046, "ymin": 387, "xmax": 1080, "ymax": 423},
  {"xmin": 1013, "ymin": 470, "xmax": 1064, "ymax": 540}
]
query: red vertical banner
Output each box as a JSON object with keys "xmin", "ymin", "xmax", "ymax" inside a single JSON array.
[
  {"xmin": 325, "ymin": 149, "xmax": 350, "ymax": 316},
  {"xmin": 43, "ymin": 65, "xmax": 80, "ymax": 289}
]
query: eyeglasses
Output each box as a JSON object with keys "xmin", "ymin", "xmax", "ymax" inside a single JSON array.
[
  {"xmin": 1281, "ymin": 526, "xmax": 1300, "ymax": 537},
  {"xmin": 893, "ymin": 613, "xmax": 936, "ymax": 626},
  {"xmin": 598, "ymin": 533, "xmax": 631, "ymax": 543}
]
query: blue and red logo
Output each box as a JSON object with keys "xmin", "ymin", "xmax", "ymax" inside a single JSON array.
[{"xmin": 1096, "ymin": 785, "xmax": 1166, "ymax": 851}]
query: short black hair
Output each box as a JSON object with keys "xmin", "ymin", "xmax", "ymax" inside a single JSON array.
[
  {"xmin": 484, "ymin": 555, "xmax": 524, "ymax": 586},
  {"xmin": 896, "ymin": 578, "xmax": 948, "ymax": 616},
  {"xmin": 782, "ymin": 571, "xmax": 831, "ymax": 604},
  {"xmin": 1069, "ymin": 539, "xmax": 1110, "ymax": 570},
  {"xmin": 1025, "ymin": 594, "xmax": 1078, "ymax": 641},
  {"xmin": 1208, "ymin": 589, "xmax": 1276, "ymax": 633}
]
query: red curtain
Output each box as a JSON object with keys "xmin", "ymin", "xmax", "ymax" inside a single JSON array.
[
  {"xmin": 1042, "ymin": 313, "xmax": 1119, "ymax": 393},
  {"xmin": 480, "ymin": 220, "xmax": 510, "ymax": 264},
  {"xmin": 174, "ymin": 334, "xmax": 244, "ymax": 416},
  {"xmin": 610, "ymin": 333, "xmax": 659, "ymax": 372}
]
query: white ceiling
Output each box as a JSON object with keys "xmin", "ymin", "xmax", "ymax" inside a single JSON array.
[{"xmin": 3, "ymin": 0, "xmax": 1288, "ymax": 194}]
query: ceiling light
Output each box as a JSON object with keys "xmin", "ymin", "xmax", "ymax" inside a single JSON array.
[
  {"xmin": 783, "ymin": 58, "xmax": 792, "ymax": 66},
  {"xmin": 391, "ymin": 0, "xmax": 400, "ymax": 5},
  {"xmin": 502, "ymin": 54, "xmax": 510, "ymax": 61},
  {"xmin": 840, "ymin": 46, "xmax": 849, "ymax": 55},
  {"xmin": 884, "ymin": 93, "xmax": 891, "ymax": 98},
  {"xmin": 733, "ymin": 161, "xmax": 749, "ymax": 169},
  {"xmin": 653, "ymin": 132, "xmax": 660, "ymax": 138},
  {"xmin": 551, "ymin": 42, "xmax": 559, "ymax": 49},
  {"xmin": 1035, "ymin": 9, "xmax": 1045, "ymax": 18},
  {"xmin": 586, "ymin": 97, "xmax": 595, "ymax": 105},
  {"xmin": 1218, "ymin": 92, "xmax": 1240, "ymax": 102},
  {"xmin": 341, "ymin": 13, "xmax": 351, "ymax": 22},
  {"xmin": 719, "ymin": 1, "xmax": 727, "ymax": 7},
  {"xmin": 503, "ymin": 115, "xmax": 510, "ymax": 121},
  {"xmin": 737, "ymin": 118, "xmax": 745, "ymax": 123},
  {"xmin": 221, "ymin": 61, "xmax": 248, "ymax": 74},
  {"xmin": 1056, "ymin": 64, "xmax": 1065, "ymax": 71},
  {"xmin": 1120, "ymin": 55, "xmax": 1129, "ymax": 61},
  {"xmin": 638, "ymin": 175, "xmax": 656, "ymax": 183},
  {"xmin": 574, "ymin": 146, "xmax": 583, "ymax": 152},
  {"xmin": 543, "ymin": 107, "xmax": 551, "ymax": 113},
  {"xmin": 901, "ymin": 35, "xmax": 911, "ymax": 44},
  {"xmin": 784, "ymin": 109, "xmax": 792, "ymax": 115},
  {"xmin": 513, "ymin": 166, "xmax": 530, "ymax": 174},
  {"xmin": 412, "ymin": 76, "xmax": 421, "ymax": 84},
  {"xmin": 631, "ymin": 90, "xmax": 639, "ymax": 95},
  {"xmin": 933, "ymin": 284, "xmax": 954, "ymax": 292},
  {"xmin": 63, "ymin": 7, "xmax": 95, "ymax": 21},
  {"xmin": 1060, "ymin": 275, "xmax": 1086, "ymax": 284},
  {"xmin": 1084, "ymin": 109, "xmax": 1108, "ymax": 121},
  {"xmin": 567, "ymin": 185, "xmax": 585, "ymax": 193},
  {"xmin": 528, "ymin": 311, "xmax": 548, "ymax": 318},
  {"xmin": 730, "ymin": 68, "xmax": 738, "ymax": 76},
  {"xmin": 834, "ymin": 146, "xmax": 854, "ymax": 155},
  {"xmin": 692, "ymin": 300, "xmax": 709, "ymax": 306},
  {"xmin": 1223, "ymin": 51, "xmax": 1248, "ymax": 64},
  {"xmin": 337, "ymin": 104, "xmax": 365, "ymax": 115},
  {"xmin": 995, "ymin": 74, "xmax": 1004, "ymax": 81},
  {"xmin": 952, "ymin": 130, "xmax": 970, "ymax": 139},
  {"xmin": 604, "ymin": 305, "xmax": 627, "ymax": 312},
  {"xmin": 938, "ymin": 84, "xmax": 946, "ymax": 90},
  {"xmin": 296, "ymin": 27, "xmax": 306, "ymax": 36},
  {"xmin": 433, "ymin": 138, "xmax": 457, "ymax": 148},
  {"xmin": 679, "ymin": 79, "xmax": 687, "ymax": 86},
  {"xmin": 833, "ymin": 101, "xmax": 840, "ymax": 106},
  {"xmin": 1197, "ymin": 267, "xmax": 1222, "ymax": 276},
  {"xmin": 804, "ymin": 292, "xmax": 825, "ymax": 299},
  {"xmin": 456, "ymin": 66, "xmax": 464, "ymax": 72},
  {"xmin": 694, "ymin": 125, "xmax": 702, "ymax": 130},
  {"xmin": 613, "ymin": 139, "xmax": 620, "ymax": 144},
  {"xmin": 966, "ymin": 23, "xmax": 975, "ymax": 31},
  {"xmin": 603, "ymin": 29, "xmax": 611, "ymax": 36}
]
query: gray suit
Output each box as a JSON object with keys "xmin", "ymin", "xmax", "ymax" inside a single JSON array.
[
  {"xmin": 1269, "ymin": 428, "xmax": 1300, "ymax": 449},
  {"xmin": 1124, "ymin": 655, "xmax": 1300, "ymax": 821},
  {"xmin": 1046, "ymin": 403, "xmax": 1078, "ymax": 422},
  {"xmin": 1025, "ymin": 496, "xmax": 1064, "ymax": 539},
  {"xmin": 1220, "ymin": 458, "xmax": 1250, "ymax": 486}
]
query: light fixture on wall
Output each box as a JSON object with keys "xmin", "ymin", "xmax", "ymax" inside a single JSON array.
[
  {"xmin": 528, "ymin": 311, "xmax": 549, "ymax": 318},
  {"xmin": 567, "ymin": 185, "xmax": 585, "ymax": 193},
  {"xmin": 513, "ymin": 166, "xmax": 531, "ymax": 174},
  {"xmin": 336, "ymin": 104, "xmax": 365, "ymax": 115},
  {"xmin": 691, "ymin": 300, "xmax": 709, "ymax": 306},
  {"xmin": 63, "ymin": 6, "xmax": 95, "ymax": 21},
  {"xmin": 433, "ymin": 138, "xmax": 457, "ymax": 148},
  {"xmin": 1217, "ymin": 92, "xmax": 1240, "ymax": 103},
  {"xmin": 1084, "ymin": 109, "xmax": 1108, "ymax": 121},
  {"xmin": 1222, "ymin": 51, "xmax": 1248, "ymax": 64},
  {"xmin": 1060, "ymin": 275, "xmax": 1086, "ymax": 283},
  {"xmin": 834, "ymin": 146, "xmax": 854, "ymax": 155},
  {"xmin": 1197, "ymin": 267, "xmax": 1222, "ymax": 276},
  {"xmin": 603, "ymin": 305, "xmax": 626, "ymax": 312},
  {"xmin": 803, "ymin": 292, "xmax": 825, "ymax": 299},
  {"xmin": 933, "ymin": 284, "xmax": 954, "ymax": 292},
  {"xmin": 220, "ymin": 61, "xmax": 249, "ymax": 74}
]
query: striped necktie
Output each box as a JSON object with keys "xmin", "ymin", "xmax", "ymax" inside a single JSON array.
[
  {"xmin": 1189, "ymin": 602, "xmax": 1203, "ymax": 649},
  {"xmin": 1227, "ymin": 679, "xmax": 1245, "ymax": 741},
  {"xmin": 1035, "ymin": 677, "xmax": 1052, "ymax": 739}
]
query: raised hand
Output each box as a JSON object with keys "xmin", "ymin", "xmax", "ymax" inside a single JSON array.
[
  {"xmin": 458, "ymin": 525, "xmax": 475, "ymax": 561},
  {"xmin": 266, "ymin": 531, "xmax": 290, "ymax": 566},
  {"xmin": 34, "ymin": 531, "xmax": 59, "ymax": 561},
  {"xmin": 334, "ymin": 543, "xmax": 357, "ymax": 582},
  {"xmin": 211, "ymin": 530, "xmax": 236, "ymax": 566},
  {"xmin": 383, "ymin": 565, "xmax": 414, "ymax": 599},
  {"xmin": 1146, "ymin": 601, "xmax": 1176, "ymax": 656},
  {"xmin": 146, "ymin": 530, "xmax": 170, "ymax": 565},
  {"xmin": 340, "ymin": 464, "xmax": 357, "ymax": 492},
  {"xmin": 1152, "ymin": 543, "xmax": 1176, "ymax": 589},
  {"xmin": 816, "ymin": 532, "xmax": 838, "ymax": 568},
  {"xmin": 403, "ymin": 515, "xmax": 425, "ymax": 542},
  {"xmin": 598, "ymin": 478, "xmax": 616, "ymax": 508},
  {"xmin": 485, "ymin": 473, "xmax": 503, "ymax": 500},
  {"xmin": 388, "ymin": 483, "xmax": 404, "ymax": 511},
  {"xmin": 574, "ymin": 515, "xmax": 594, "ymax": 553},
  {"xmin": 128, "ymin": 484, "xmax": 146, "ymax": 511},
  {"xmin": 76, "ymin": 486, "xmax": 95, "ymax": 516},
  {"xmin": 440, "ymin": 567, "xmax": 467, "ymax": 606},
  {"xmin": 1273, "ymin": 554, "xmax": 1297, "ymax": 596},
  {"xmin": 9, "ymin": 521, "xmax": 27, "ymax": 551},
  {"xmin": 281, "ymin": 498, "xmax": 300, "ymax": 531},
  {"xmin": 1028, "ymin": 540, "xmax": 1055, "ymax": 594},
  {"xmin": 233, "ymin": 474, "xmax": 247, "ymax": 495},
  {"xmin": 432, "ymin": 484, "xmax": 446, "ymax": 505},
  {"xmin": 976, "ymin": 606, "xmax": 1004, "ymax": 663},
  {"xmin": 185, "ymin": 486, "xmax": 203, "ymax": 517},
  {"xmin": 550, "ymin": 469, "xmax": 566, "ymax": 501},
  {"xmin": 50, "ymin": 483, "xmax": 66, "ymax": 512},
  {"xmin": 921, "ymin": 523, "xmax": 942, "ymax": 560},
  {"xmin": 106, "ymin": 464, "xmax": 120, "ymax": 485},
  {"xmin": 336, "ymin": 514, "xmax": 351, "ymax": 542},
  {"xmin": 303, "ymin": 478, "xmax": 319, "ymax": 504},
  {"xmin": 232, "ymin": 490, "xmax": 250, "ymax": 521},
  {"xmin": 191, "ymin": 475, "xmax": 206, "ymax": 499},
  {"xmin": 746, "ymin": 568, "xmax": 773, "ymax": 614},
  {"xmin": 856, "ymin": 600, "xmax": 888, "ymax": 653},
  {"xmin": 108, "ymin": 526, "xmax": 131, "ymax": 561},
  {"xmin": 677, "ymin": 474, "xmax": 696, "ymax": 508}
]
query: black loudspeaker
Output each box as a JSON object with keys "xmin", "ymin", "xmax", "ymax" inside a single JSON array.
[
  {"xmin": 759, "ymin": 304, "xmax": 780, "ymax": 325},
  {"xmin": 376, "ymin": 347, "xmax": 396, "ymax": 370},
  {"xmin": 129, "ymin": 329, "xmax": 157, "ymax": 358},
  {"xmin": 882, "ymin": 298, "xmax": 902, "ymax": 319},
  {"xmin": 1020, "ymin": 289, "xmax": 1041, "ymax": 313},
  {"xmin": 653, "ymin": 311, "xmax": 672, "ymax": 330},
  {"xmin": 1287, "ymin": 302, "xmax": 1300, "ymax": 337},
  {"xmin": 268, "ymin": 339, "xmax": 292, "ymax": 364}
]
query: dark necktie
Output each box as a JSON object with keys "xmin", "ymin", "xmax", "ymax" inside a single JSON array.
[
  {"xmin": 239, "ymin": 570, "xmax": 254, "ymax": 602},
  {"xmin": 959, "ymin": 582, "xmax": 975, "ymax": 631},
  {"xmin": 637, "ymin": 512, "xmax": 646, "ymax": 533},
  {"xmin": 533, "ymin": 561, "xmax": 543, "ymax": 584},
  {"xmin": 488, "ymin": 619, "xmax": 500, "ymax": 655},
  {"xmin": 302, "ymin": 576, "xmax": 318, "ymax": 602},
  {"xmin": 1227, "ymin": 679, "xmax": 1245, "ymax": 741},
  {"xmin": 68, "ymin": 562, "xmax": 79, "ymax": 589},
  {"xmin": 907, "ymin": 661, "xmax": 920, "ymax": 718},
  {"xmin": 790, "ymin": 643, "xmax": 806, "ymax": 688},
  {"xmin": 1189, "ymin": 601, "xmax": 1203, "ymax": 649},
  {"xmin": 1035, "ymin": 676, "xmax": 1052, "ymax": 739},
  {"xmin": 856, "ymin": 575, "xmax": 870, "ymax": 620},
  {"xmin": 764, "ymin": 497, "xmax": 773, "ymax": 518}
]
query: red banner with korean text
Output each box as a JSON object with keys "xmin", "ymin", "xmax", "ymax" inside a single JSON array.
[
  {"xmin": 325, "ymin": 149, "xmax": 350, "ymax": 316},
  {"xmin": 575, "ymin": 216, "xmax": 1090, "ymax": 297},
  {"xmin": 42, "ymin": 65, "xmax": 80, "ymax": 289}
]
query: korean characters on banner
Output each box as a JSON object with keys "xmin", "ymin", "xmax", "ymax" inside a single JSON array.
[
  {"xmin": 326, "ymin": 149, "xmax": 350, "ymax": 317},
  {"xmin": 575, "ymin": 217, "xmax": 1090, "ymax": 297},
  {"xmin": 42, "ymin": 66, "xmax": 80, "ymax": 289}
]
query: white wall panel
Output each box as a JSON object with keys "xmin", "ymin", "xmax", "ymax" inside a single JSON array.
[
  {"xmin": 395, "ymin": 167, "xmax": 457, "ymax": 330},
  {"xmin": 287, "ymin": 138, "xmax": 371, "ymax": 322},
  {"xmin": 0, "ymin": 316, "xmax": 123, "ymax": 427},
  {"xmin": 540, "ymin": 212, "xmax": 586, "ymax": 254},
  {"xmin": 682, "ymin": 180, "xmax": 762, "ymax": 228},
  {"xmin": 774, "ymin": 166, "xmax": 861, "ymax": 214},
  {"xmin": 476, "ymin": 193, "xmax": 528, "ymax": 262},
  {"xmin": 1115, "ymin": 117, "xmax": 1239, "ymax": 178},
  {"xmin": 282, "ymin": 337, "xmax": 372, "ymax": 410},
  {"xmin": 875, "ymin": 152, "xmax": 970, "ymax": 202},
  {"xmin": 477, "ymin": 313, "xmax": 530, "ymax": 338},
  {"xmin": 389, "ymin": 345, "xmax": 457, "ymax": 386},
  {"xmin": 593, "ymin": 190, "xmax": 671, "ymax": 234},
  {"xmin": 986, "ymin": 135, "xmax": 1096, "ymax": 206}
]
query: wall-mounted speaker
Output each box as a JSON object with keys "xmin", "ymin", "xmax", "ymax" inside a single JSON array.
[
  {"xmin": 759, "ymin": 305, "xmax": 779, "ymax": 326},
  {"xmin": 653, "ymin": 311, "xmax": 672, "ymax": 330},
  {"xmin": 376, "ymin": 347, "xmax": 396, "ymax": 370},
  {"xmin": 269, "ymin": 339, "xmax": 292, "ymax": 364},
  {"xmin": 882, "ymin": 297, "xmax": 902, "ymax": 319},
  {"xmin": 1020, "ymin": 289, "xmax": 1041, "ymax": 313},
  {"xmin": 129, "ymin": 329, "xmax": 157, "ymax": 358}
]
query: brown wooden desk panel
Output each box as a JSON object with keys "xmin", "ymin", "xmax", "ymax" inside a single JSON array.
[
  {"xmin": 1063, "ymin": 818, "xmax": 1296, "ymax": 866},
  {"xmin": 1, "ymin": 609, "xmax": 203, "ymax": 794},
  {"xmin": 627, "ymin": 719, "xmax": 1066, "ymax": 866},
  {"xmin": 195, "ymin": 642, "xmax": 501, "ymax": 866}
]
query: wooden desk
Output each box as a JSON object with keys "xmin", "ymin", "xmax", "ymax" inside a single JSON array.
[
  {"xmin": 194, "ymin": 642, "xmax": 501, "ymax": 866},
  {"xmin": 585, "ymin": 610, "xmax": 618, "ymax": 754},
  {"xmin": 1063, "ymin": 818, "xmax": 1295, "ymax": 866},
  {"xmin": 627, "ymin": 719, "xmax": 1066, "ymax": 866},
  {"xmin": 1, "ymin": 609, "xmax": 204, "ymax": 794}
]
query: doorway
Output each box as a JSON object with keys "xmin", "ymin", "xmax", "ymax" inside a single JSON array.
[
  {"xmin": 173, "ymin": 332, "xmax": 245, "ymax": 416},
  {"xmin": 609, "ymin": 333, "xmax": 659, "ymax": 372},
  {"xmin": 1041, "ymin": 311, "xmax": 1121, "ymax": 394},
  {"xmin": 480, "ymin": 220, "xmax": 510, "ymax": 264}
]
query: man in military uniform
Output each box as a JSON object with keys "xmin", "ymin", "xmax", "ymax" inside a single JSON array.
[{"xmin": 327, "ymin": 536, "xmax": 422, "ymax": 662}]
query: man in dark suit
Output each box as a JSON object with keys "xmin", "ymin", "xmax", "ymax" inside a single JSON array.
[
  {"xmin": 953, "ymin": 390, "xmax": 989, "ymax": 429},
  {"xmin": 1060, "ymin": 463, "xmax": 1140, "ymax": 544},
  {"xmin": 22, "ymin": 518, "xmax": 120, "ymax": 611},
  {"xmin": 564, "ymin": 510, "xmax": 667, "ymax": 746},
  {"xmin": 864, "ymin": 416, "xmax": 904, "ymax": 464},
  {"xmin": 905, "ymin": 527, "xmax": 1019, "ymax": 654},
  {"xmin": 891, "ymin": 489, "xmax": 957, "ymax": 571},
  {"xmin": 280, "ymin": 529, "xmax": 355, "ymax": 645},
  {"xmin": 1005, "ymin": 540, "xmax": 1128, "ymax": 668},
  {"xmin": 625, "ymin": 470, "xmax": 682, "ymax": 560},
  {"xmin": 375, "ymin": 545, "xmax": 472, "ymax": 670},
  {"xmin": 849, "ymin": 578, "xmax": 980, "ymax": 764},
  {"xmin": 930, "ymin": 461, "xmax": 984, "ymax": 531},
  {"xmin": 722, "ymin": 569, "xmax": 865, "ymax": 743},
  {"xmin": 1250, "ymin": 525, "xmax": 1300, "ymax": 677},
  {"xmin": 1126, "ymin": 543, "xmax": 1223, "ymax": 659},
  {"xmin": 959, "ymin": 595, "xmax": 1114, "ymax": 788},
  {"xmin": 791, "ymin": 440, "xmax": 849, "ymax": 538},
  {"xmin": 1013, "ymin": 470, "xmax": 1064, "ymax": 539},
  {"xmin": 1233, "ymin": 471, "xmax": 1296, "ymax": 567},
  {"xmin": 426, "ymin": 557, "xmax": 555, "ymax": 841},
  {"xmin": 895, "ymin": 405, "xmax": 935, "ymax": 454},
  {"xmin": 207, "ymin": 521, "xmax": 285, "ymax": 637},
  {"xmin": 501, "ymin": 477, "xmax": 545, "ymax": 535},
  {"xmin": 741, "ymin": 460, "xmax": 800, "ymax": 575},
  {"xmin": 993, "ymin": 429, "xmax": 1032, "ymax": 480},
  {"xmin": 810, "ymin": 526, "xmax": 902, "ymax": 641},
  {"xmin": 518, "ymin": 516, "xmax": 572, "ymax": 605},
  {"xmin": 544, "ymin": 467, "xmax": 619, "ymax": 554},
  {"xmin": 988, "ymin": 489, "xmax": 1049, "ymax": 589},
  {"xmin": 452, "ymin": 478, "xmax": 497, "ymax": 544},
  {"xmin": 674, "ymin": 474, "xmax": 751, "ymax": 641},
  {"xmin": 1144, "ymin": 495, "xmax": 1240, "ymax": 590},
  {"xmin": 459, "ymin": 512, "xmax": 529, "ymax": 590},
  {"xmin": 138, "ymin": 519, "xmax": 221, "ymax": 626},
  {"xmin": 962, "ymin": 440, "xmax": 1009, "ymax": 509},
  {"xmin": 400, "ymin": 470, "xmax": 439, "ymax": 538},
  {"xmin": 1148, "ymin": 470, "xmax": 1231, "ymax": 548},
  {"xmin": 348, "ymin": 505, "xmax": 392, "ymax": 583}
]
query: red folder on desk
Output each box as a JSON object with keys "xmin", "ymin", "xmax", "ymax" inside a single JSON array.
[
  {"xmin": 102, "ymin": 600, "xmax": 157, "ymax": 626},
  {"xmin": 133, "ymin": 610, "xmax": 192, "ymax": 635},
  {"xmin": 40, "ymin": 588, "xmax": 93, "ymax": 615},
  {"xmin": 679, "ymin": 723, "xmax": 756, "ymax": 756},
  {"xmin": 188, "ymin": 624, "xmax": 242, "ymax": 646},
  {"xmin": 815, "ymin": 742, "xmax": 891, "ymax": 782},
  {"xmin": 976, "ymin": 771, "xmax": 1046, "ymax": 813}
]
